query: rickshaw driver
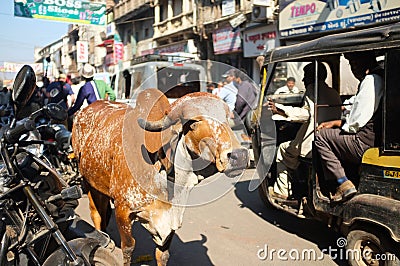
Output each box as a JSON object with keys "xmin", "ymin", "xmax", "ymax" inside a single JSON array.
[
  {"xmin": 267, "ymin": 62, "xmax": 342, "ymax": 199},
  {"xmin": 315, "ymin": 51, "xmax": 384, "ymax": 203}
]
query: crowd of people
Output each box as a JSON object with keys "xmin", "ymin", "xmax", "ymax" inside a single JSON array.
[
  {"xmin": 5, "ymin": 64, "xmax": 258, "ymax": 134},
  {"xmin": 208, "ymin": 68, "xmax": 259, "ymax": 135},
  {"xmin": 7, "ymin": 63, "xmax": 116, "ymax": 131}
]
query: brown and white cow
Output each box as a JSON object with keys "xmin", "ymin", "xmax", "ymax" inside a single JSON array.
[{"xmin": 72, "ymin": 90, "xmax": 248, "ymax": 265}]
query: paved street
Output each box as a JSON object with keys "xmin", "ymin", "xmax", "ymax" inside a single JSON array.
[{"xmin": 76, "ymin": 169, "xmax": 348, "ymax": 265}]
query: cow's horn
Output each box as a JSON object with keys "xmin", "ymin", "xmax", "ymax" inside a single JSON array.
[{"xmin": 137, "ymin": 116, "xmax": 177, "ymax": 132}]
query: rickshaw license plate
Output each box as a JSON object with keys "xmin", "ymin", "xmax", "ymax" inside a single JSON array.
[{"xmin": 383, "ymin": 170, "xmax": 400, "ymax": 179}]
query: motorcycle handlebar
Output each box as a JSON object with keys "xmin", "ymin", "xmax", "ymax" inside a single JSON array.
[{"xmin": 4, "ymin": 118, "xmax": 36, "ymax": 144}]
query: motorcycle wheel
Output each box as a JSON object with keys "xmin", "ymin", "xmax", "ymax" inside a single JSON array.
[
  {"xmin": 43, "ymin": 238, "xmax": 120, "ymax": 266},
  {"xmin": 87, "ymin": 246, "xmax": 120, "ymax": 266}
]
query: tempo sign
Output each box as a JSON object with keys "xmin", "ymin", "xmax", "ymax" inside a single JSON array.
[{"xmin": 279, "ymin": 0, "xmax": 400, "ymax": 38}]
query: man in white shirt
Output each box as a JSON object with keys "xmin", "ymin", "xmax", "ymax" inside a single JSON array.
[
  {"xmin": 217, "ymin": 69, "xmax": 238, "ymax": 113},
  {"xmin": 315, "ymin": 51, "xmax": 384, "ymax": 203},
  {"xmin": 274, "ymin": 77, "xmax": 300, "ymax": 94}
]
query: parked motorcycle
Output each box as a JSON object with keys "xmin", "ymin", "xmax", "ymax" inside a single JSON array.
[
  {"xmin": 0, "ymin": 65, "xmax": 119, "ymax": 265},
  {"xmin": 36, "ymin": 117, "xmax": 80, "ymax": 186},
  {"xmin": 0, "ymin": 87, "xmax": 13, "ymax": 128}
]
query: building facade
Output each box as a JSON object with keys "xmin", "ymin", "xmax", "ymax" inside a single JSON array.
[
  {"xmin": 110, "ymin": 0, "xmax": 278, "ymax": 81},
  {"xmin": 36, "ymin": 0, "xmax": 278, "ymax": 82}
]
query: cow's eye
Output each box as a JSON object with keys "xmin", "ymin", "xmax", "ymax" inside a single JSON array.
[
  {"xmin": 189, "ymin": 121, "xmax": 198, "ymax": 131},
  {"xmin": 182, "ymin": 119, "xmax": 199, "ymax": 134}
]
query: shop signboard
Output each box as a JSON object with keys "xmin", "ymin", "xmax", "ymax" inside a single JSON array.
[
  {"xmin": 253, "ymin": 0, "xmax": 273, "ymax": 6},
  {"xmin": 243, "ymin": 25, "xmax": 277, "ymax": 57},
  {"xmin": 212, "ymin": 26, "xmax": 242, "ymax": 55},
  {"xmin": 106, "ymin": 22, "xmax": 116, "ymax": 37},
  {"xmin": 77, "ymin": 41, "xmax": 88, "ymax": 63},
  {"xmin": 230, "ymin": 13, "xmax": 247, "ymax": 28},
  {"xmin": 279, "ymin": 0, "xmax": 400, "ymax": 38},
  {"xmin": 114, "ymin": 42, "xmax": 124, "ymax": 64},
  {"xmin": 222, "ymin": 0, "xmax": 236, "ymax": 17},
  {"xmin": 156, "ymin": 42, "xmax": 187, "ymax": 55},
  {"xmin": 140, "ymin": 49, "xmax": 155, "ymax": 56},
  {"xmin": 3, "ymin": 62, "xmax": 43, "ymax": 73},
  {"xmin": 14, "ymin": 0, "xmax": 106, "ymax": 26}
]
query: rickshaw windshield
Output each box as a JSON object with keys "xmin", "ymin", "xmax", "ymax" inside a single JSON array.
[{"xmin": 263, "ymin": 61, "xmax": 334, "ymax": 107}]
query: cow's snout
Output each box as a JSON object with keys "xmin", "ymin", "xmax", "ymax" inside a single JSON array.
[{"xmin": 225, "ymin": 147, "xmax": 248, "ymax": 177}]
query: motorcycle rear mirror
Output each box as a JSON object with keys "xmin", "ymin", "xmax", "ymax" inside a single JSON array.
[
  {"xmin": 12, "ymin": 65, "xmax": 37, "ymax": 116},
  {"xmin": 49, "ymin": 88, "xmax": 60, "ymax": 98},
  {"xmin": 44, "ymin": 103, "xmax": 68, "ymax": 121}
]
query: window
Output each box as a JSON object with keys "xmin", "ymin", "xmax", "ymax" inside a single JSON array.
[
  {"xmin": 173, "ymin": 0, "xmax": 182, "ymax": 16},
  {"xmin": 159, "ymin": 4, "xmax": 165, "ymax": 21},
  {"xmin": 157, "ymin": 67, "xmax": 201, "ymax": 98},
  {"xmin": 265, "ymin": 61, "xmax": 309, "ymax": 106}
]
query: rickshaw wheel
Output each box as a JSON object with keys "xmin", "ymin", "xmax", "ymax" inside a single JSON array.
[
  {"xmin": 347, "ymin": 228, "xmax": 399, "ymax": 266},
  {"xmin": 257, "ymin": 173, "xmax": 278, "ymax": 210}
]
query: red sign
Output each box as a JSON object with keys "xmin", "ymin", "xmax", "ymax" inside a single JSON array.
[
  {"xmin": 77, "ymin": 41, "xmax": 88, "ymax": 63},
  {"xmin": 212, "ymin": 26, "xmax": 242, "ymax": 55},
  {"xmin": 243, "ymin": 25, "xmax": 277, "ymax": 57},
  {"xmin": 114, "ymin": 42, "xmax": 124, "ymax": 64}
]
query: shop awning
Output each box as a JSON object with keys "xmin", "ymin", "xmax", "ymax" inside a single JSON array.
[{"xmin": 97, "ymin": 39, "xmax": 114, "ymax": 47}]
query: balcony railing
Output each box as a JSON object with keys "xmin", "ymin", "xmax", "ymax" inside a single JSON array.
[
  {"xmin": 114, "ymin": 0, "xmax": 150, "ymax": 20},
  {"xmin": 202, "ymin": 0, "xmax": 252, "ymax": 25},
  {"xmin": 153, "ymin": 11, "xmax": 194, "ymax": 39}
]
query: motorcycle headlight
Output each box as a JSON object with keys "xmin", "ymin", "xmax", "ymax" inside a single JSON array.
[{"xmin": 16, "ymin": 152, "xmax": 40, "ymax": 181}]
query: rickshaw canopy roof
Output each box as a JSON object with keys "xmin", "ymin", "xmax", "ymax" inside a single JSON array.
[{"xmin": 263, "ymin": 22, "xmax": 400, "ymax": 65}]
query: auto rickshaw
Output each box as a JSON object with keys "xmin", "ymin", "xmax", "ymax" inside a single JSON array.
[{"xmin": 252, "ymin": 22, "xmax": 400, "ymax": 265}]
